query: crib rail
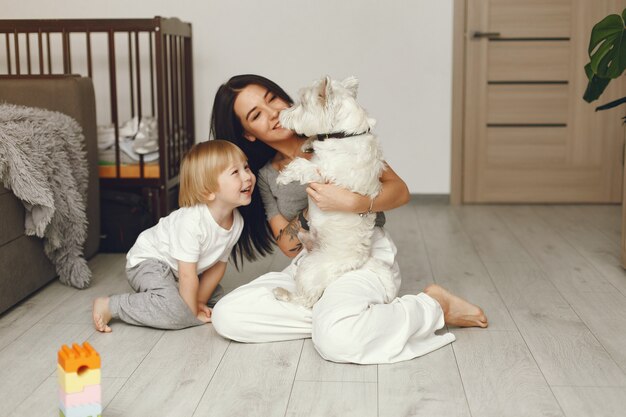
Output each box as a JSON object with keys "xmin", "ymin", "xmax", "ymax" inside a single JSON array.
[{"xmin": 0, "ymin": 17, "xmax": 194, "ymax": 219}]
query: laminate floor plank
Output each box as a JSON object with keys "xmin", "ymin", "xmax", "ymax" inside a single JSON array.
[
  {"xmin": 571, "ymin": 205, "xmax": 621, "ymax": 245},
  {"xmin": 494, "ymin": 206, "xmax": 615, "ymax": 294},
  {"xmin": 483, "ymin": 262, "xmax": 626, "ymax": 387},
  {"xmin": 192, "ymin": 339, "xmax": 303, "ymax": 417},
  {"xmin": 0, "ymin": 322, "xmax": 94, "ymax": 417},
  {"xmin": 552, "ymin": 386, "xmax": 626, "ymax": 417},
  {"xmin": 285, "ymin": 381, "xmax": 377, "ymax": 417},
  {"xmin": 558, "ymin": 289, "xmax": 626, "ymax": 374},
  {"xmin": 386, "ymin": 203, "xmax": 435, "ymax": 296},
  {"xmin": 453, "ymin": 330, "xmax": 565, "ymax": 417},
  {"xmin": 0, "ymin": 254, "xmax": 117, "ymax": 351},
  {"xmin": 87, "ymin": 324, "xmax": 165, "ymax": 378},
  {"xmin": 38, "ymin": 253, "xmax": 129, "ymax": 325},
  {"xmin": 453, "ymin": 205, "xmax": 534, "ymax": 264},
  {"xmin": 295, "ymin": 339, "xmax": 377, "ymax": 382},
  {"xmin": 11, "ymin": 376, "xmax": 126, "ymax": 416},
  {"xmin": 532, "ymin": 205, "xmax": 626, "ymax": 296},
  {"xmin": 416, "ymin": 204, "xmax": 516, "ymax": 331},
  {"xmin": 104, "ymin": 325, "xmax": 229, "ymax": 417},
  {"xmin": 378, "ymin": 344, "xmax": 471, "ymax": 417}
]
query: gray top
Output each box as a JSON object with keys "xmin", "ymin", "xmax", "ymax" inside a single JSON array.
[{"xmin": 257, "ymin": 162, "xmax": 386, "ymax": 226}]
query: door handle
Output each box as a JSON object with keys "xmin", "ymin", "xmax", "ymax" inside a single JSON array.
[{"xmin": 472, "ymin": 31, "xmax": 501, "ymax": 40}]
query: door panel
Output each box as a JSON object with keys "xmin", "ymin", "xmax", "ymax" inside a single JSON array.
[
  {"xmin": 488, "ymin": 41, "xmax": 570, "ymax": 81},
  {"xmin": 487, "ymin": 84, "xmax": 569, "ymax": 125},
  {"xmin": 463, "ymin": 0, "xmax": 626, "ymax": 203},
  {"xmin": 486, "ymin": 127, "xmax": 568, "ymax": 166},
  {"xmin": 489, "ymin": 0, "xmax": 572, "ymax": 37}
]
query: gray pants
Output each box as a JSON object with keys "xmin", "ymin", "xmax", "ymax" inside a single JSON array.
[{"xmin": 109, "ymin": 259, "xmax": 223, "ymax": 330}]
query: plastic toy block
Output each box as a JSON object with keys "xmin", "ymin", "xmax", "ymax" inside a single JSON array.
[
  {"xmin": 58, "ymin": 342, "xmax": 101, "ymax": 373},
  {"xmin": 59, "ymin": 402, "xmax": 102, "ymax": 417},
  {"xmin": 59, "ymin": 384, "xmax": 101, "ymax": 407},
  {"xmin": 57, "ymin": 364, "xmax": 101, "ymax": 393}
]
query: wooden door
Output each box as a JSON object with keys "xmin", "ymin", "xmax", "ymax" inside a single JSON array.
[{"xmin": 462, "ymin": 0, "xmax": 626, "ymax": 203}]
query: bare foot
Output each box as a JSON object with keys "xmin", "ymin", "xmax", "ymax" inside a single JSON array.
[
  {"xmin": 424, "ymin": 284, "xmax": 488, "ymax": 328},
  {"xmin": 92, "ymin": 297, "xmax": 112, "ymax": 333}
]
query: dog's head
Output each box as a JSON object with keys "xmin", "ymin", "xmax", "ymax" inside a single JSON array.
[{"xmin": 279, "ymin": 76, "xmax": 376, "ymax": 138}]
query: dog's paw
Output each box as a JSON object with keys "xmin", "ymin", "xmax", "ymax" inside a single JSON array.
[
  {"xmin": 273, "ymin": 287, "xmax": 292, "ymax": 302},
  {"xmin": 297, "ymin": 230, "xmax": 315, "ymax": 252},
  {"xmin": 276, "ymin": 174, "xmax": 294, "ymax": 186}
]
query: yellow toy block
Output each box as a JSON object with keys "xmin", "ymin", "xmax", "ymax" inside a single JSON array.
[
  {"xmin": 58, "ymin": 342, "xmax": 101, "ymax": 373},
  {"xmin": 57, "ymin": 364, "xmax": 101, "ymax": 393}
]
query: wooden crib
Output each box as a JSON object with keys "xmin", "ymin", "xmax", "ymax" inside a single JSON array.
[{"xmin": 0, "ymin": 17, "xmax": 195, "ymax": 221}]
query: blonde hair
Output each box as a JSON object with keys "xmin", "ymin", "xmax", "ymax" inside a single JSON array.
[{"xmin": 178, "ymin": 140, "xmax": 247, "ymax": 207}]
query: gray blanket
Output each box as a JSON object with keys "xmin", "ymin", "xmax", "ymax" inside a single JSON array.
[{"xmin": 0, "ymin": 103, "xmax": 91, "ymax": 288}]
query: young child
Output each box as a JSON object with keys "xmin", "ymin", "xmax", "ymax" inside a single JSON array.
[{"xmin": 92, "ymin": 140, "xmax": 255, "ymax": 332}]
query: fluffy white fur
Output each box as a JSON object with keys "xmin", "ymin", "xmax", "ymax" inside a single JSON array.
[{"xmin": 274, "ymin": 76, "xmax": 396, "ymax": 308}]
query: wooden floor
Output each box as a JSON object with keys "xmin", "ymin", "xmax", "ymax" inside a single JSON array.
[{"xmin": 2, "ymin": 198, "xmax": 626, "ymax": 417}]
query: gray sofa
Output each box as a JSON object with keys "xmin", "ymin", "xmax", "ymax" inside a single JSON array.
[{"xmin": 0, "ymin": 76, "xmax": 100, "ymax": 314}]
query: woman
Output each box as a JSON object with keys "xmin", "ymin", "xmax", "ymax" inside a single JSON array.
[{"xmin": 210, "ymin": 74, "xmax": 487, "ymax": 364}]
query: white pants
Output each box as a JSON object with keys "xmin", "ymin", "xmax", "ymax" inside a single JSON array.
[{"xmin": 212, "ymin": 228, "xmax": 455, "ymax": 364}]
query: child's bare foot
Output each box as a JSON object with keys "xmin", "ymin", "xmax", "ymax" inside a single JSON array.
[
  {"xmin": 92, "ymin": 297, "xmax": 112, "ymax": 333},
  {"xmin": 424, "ymin": 284, "xmax": 488, "ymax": 328}
]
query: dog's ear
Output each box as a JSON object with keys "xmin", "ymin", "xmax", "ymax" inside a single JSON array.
[
  {"xmin": 342, "ymin": 76, "xmax": 359, "ymax": 97},
  {"xmin": 319, "ymin": 75, "xmax": 333, "ymax": 105}
]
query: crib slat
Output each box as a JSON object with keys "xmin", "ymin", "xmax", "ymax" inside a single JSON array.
[
  {"xmin": 13, "ymin": 30, "xmax": 20, "ymax": 75},
  {"xmin": 62, "ymin": 29, "xmax": 73, "ymax": 74},
  {"xmin": 128, "ymin": 32, "xmax": 135, "ymax": 118},
  {"xmin": 46, "ymin": 32, "xmax": 51, "ymax": 74},
  {"xmin": 165, "ymin": 35, "xmax": 173, "ymax": 180},
  {"xmin": 155, "ymin": 22, "xmax": 168, "ymax": 218},
  {"xmin": 5, "ymin": 34, "xmax": 11, "ymax": 74},
  {"xmin": 86, "ymin": 31, "xmax": 92, "ymax": 78},
  {"xmin": 108, "ymin": 29, "xmax": 121, "ymax": 179},
  {"xmin": 135, "ymin": 31, "xmax": 142, "ymax": 122},
  {"xmin": 149, "ymin": 32, "xmax": 155, "ymax": 117},
  {"xmin": 172, "ymin": 35, "xmax": 178, "ymax": 180},
  {"xmin": 178, "ymin": 35, "xmax": 184, "ymax": 173},
  {"xmin": 184, "ymin": 34, "xmax": 194, "ymax": 151},
  {"xmin": 172, "ymin": 35, "xmax": 179, "ymax": 178},
  {"xmin": 179, "ymin": 35, "xmax": 186, "ymax": 166},
  {"xmin": 25, "ymin": 32, "xmax": 31, "ymax": 74},
  {"xmin": 38, "ymin": 30, "xmax": 43, "ymax": 74}
]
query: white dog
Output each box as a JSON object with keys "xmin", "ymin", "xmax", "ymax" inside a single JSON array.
[{"xmin": 274, "ymin": 76, "xmax": 397, "ymax": 308}]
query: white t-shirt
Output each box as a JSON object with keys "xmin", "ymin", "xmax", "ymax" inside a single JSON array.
[{"xmin": 126, "ymin": 204, "xmax": 243, "ymax": 276}]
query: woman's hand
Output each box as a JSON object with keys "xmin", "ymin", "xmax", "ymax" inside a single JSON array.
[
  {"xmin": 306, "ymin": 182, "xmax": 368, "ymax": 212},
  {"xmin": 306, "ymin": 163, "xmax": 410, "ymax": 213}
]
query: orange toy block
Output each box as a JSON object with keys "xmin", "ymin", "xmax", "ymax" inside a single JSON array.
[{"xmin": 58, "ymin": 342, "xmax": 101, "ymax": 373}]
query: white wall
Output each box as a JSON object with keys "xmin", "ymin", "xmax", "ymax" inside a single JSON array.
[{"xmin": 3, "ymin": 0, "xmax": 454, "ymax": 194}]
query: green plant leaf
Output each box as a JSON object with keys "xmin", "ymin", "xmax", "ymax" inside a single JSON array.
[
  {"xmin": 583, "ymin": 64, "xmax": 611, "ymax": 102},
  {"xmin": 588, "ymin": 14, "xmax": 623, "ymax": 54},
  {"xmin": 584, "ymin": 9, "xmax": 626, "ymax": 102},
  {"xmin": 585, "ymin": 63, "xmax": 594, "ymax": 80},
  {"xmin": 588, "ymin": 13, "xmax": 626, "ymax": 79},
  {"xmin": 590, "ymin": 38, "xmax": 615, "ymax": 74}
]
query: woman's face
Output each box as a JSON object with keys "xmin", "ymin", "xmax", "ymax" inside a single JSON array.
[{"xmin": 233, "ymin": 84, "xmax": 293, "ymax": 144}]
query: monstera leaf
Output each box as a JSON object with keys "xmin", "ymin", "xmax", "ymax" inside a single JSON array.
[{"xmin": 583, "ymin": 9, "xmax": 626, "ymax": 104}]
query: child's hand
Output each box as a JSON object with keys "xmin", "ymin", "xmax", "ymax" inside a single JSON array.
[{"xmin": 196, "ymin": 303, "xmax": 212, "ymax": 323}]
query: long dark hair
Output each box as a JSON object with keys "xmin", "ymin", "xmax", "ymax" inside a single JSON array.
[{"xmin": 210, "ymin": 74, "xmax": 294, "ymax": 267}]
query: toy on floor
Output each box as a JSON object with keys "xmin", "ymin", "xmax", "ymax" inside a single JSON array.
[{"xmin": 57, "ymin": 342, "xmax": 102, "ymax": 417}]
